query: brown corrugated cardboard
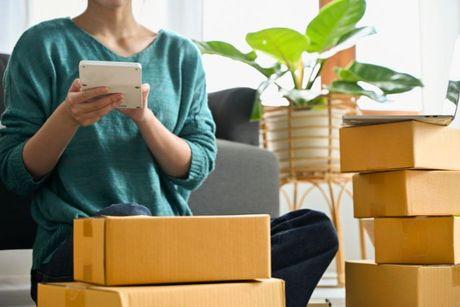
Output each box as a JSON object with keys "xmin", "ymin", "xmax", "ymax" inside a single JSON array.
[
  {"xmin": 38, "ymin": 279, "xmax": 285, "ymax": 307},
  {"xmin": 340, "ymin": 121, "xmax": 460, "ymax": 173},
  {"xmin": 74, "ymin": 215, "xmax": 271, "ymax": 285},
  {"xmin": 353, "ymin": 170, "xmax": 460, "ymax": 217},
  {"xmin": 346, "ymin": 260, "xmax": 460, "ymax": 307},
  {"xmin": 374, "ymin": 216, "xmax": 460, "ymax": 264}
]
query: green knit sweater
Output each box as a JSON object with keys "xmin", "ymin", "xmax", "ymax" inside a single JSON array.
[{"xmin": 0, "ymin": 18, "xmax": 216, "ymax": 269}]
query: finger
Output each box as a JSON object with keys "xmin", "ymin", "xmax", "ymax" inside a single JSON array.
[
  {"xmin": 69, "ymin": 86, "xmax": 110, "ymax": 105},
  {"xmin": 75, "ymin": 103, "xmax": 117, "ymax": 126},
  {"xmin": 80, "ymin": 101, "xmax": 117, "ymax": 121},
  {"xmin": 141, "ymin": 83, "xmax": 150, "ymax": 106},
  {"xmin": 75, "ymin": 93, "xmax": 123, "ymax": 114},
  {"xmin": 68, "ymin": 79, "xmax": 82, "ymax": 93}
]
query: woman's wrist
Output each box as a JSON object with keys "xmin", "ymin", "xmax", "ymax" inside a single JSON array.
[
  {"xmin": 56, "ymin": 102, "xmax": 81, "ymax": 129},
  {"xmin": 134, "ymin": 108, "xmax": 156, "ymax": 127}
]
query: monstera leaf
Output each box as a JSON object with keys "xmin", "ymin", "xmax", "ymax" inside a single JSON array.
[
  {"xmin": 319, "ymin": 26, "xmax": 376, "ymax": 59},
  {"xmin": 246, "ymin": 28, "xmax": 309, "ymax": 69},
  {"xmin": 447, "ymin": 80, "xmax": 460, "ymax": 105},
  {"xmin": 336, "ymin": 62, "xmax": 423, "ymax": 94},
  {"xmin": 194, "ymin": 40, "xmax": 279, "ymax": 77},
  {"xmin": 328, "ymin": 80, "xmax": 387, "ymax": 102},
  {"xmin": 194, "ymin": 0, "xmax": 424, "ymax": 118},
  {"xmin": 250, "ymin": 70, "xmax": 288, "ymax": 121},
  {"xmin": 306, "ymin": 0, "xmax": 366, "ymax": 52}
]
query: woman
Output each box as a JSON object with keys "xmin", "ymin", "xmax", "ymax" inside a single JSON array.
[{"xmin": 0, "ymin": 1, "xmax": 338, "ymax": 306}]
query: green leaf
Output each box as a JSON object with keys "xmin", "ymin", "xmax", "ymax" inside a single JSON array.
[
  {"xmin": 250, "ymin": 70, "xmax": 290, "ymax": 121},
  {"xmin": 250, "ymin": 78, "xmax": 273, "ymax": 121},
  {"xmin": 250, "ymin": 93, "xmax": 263, "ymax": 121},
  {"xmin": 193, "ymin": 40, "xmax": 278, "ymax": 77},
  {"xmin": 447, "ymin": 80, "xmax": 460, "ymax": 105},
  {"xmin": 306, "ymin": 0, "xmax": 366, "ymax": 52},
  {"xmin": 336, "ymin": 62, "xmax": 423, "ymax": 94},
  {"xmin": 319, "ymin": 26, "xmax": 376, "ymax": 59},
  {"xmin": 282, "ymin": 89, "xmax": 327, "ymax": 107},
  {"xmin": 328, "ymin": 80, "xmax": 387, "ymax": 102},
  {"xmin": 246, "ymin": 28, "xmax": 309, "ymax": 68}
]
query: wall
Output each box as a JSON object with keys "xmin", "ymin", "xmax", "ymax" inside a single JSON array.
[{"xmin": 0, "ymin": 0, "xmax": 28, "ymax": 53}]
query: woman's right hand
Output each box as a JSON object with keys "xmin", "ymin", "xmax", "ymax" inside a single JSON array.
[{"xmin": 62, "ymin": 79, "xmax": 124, "ymax": 127}]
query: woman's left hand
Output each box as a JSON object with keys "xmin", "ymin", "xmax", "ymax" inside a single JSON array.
[{"xmin": 118, "ymin": 83, "xmax": 154, "ymax": 124}]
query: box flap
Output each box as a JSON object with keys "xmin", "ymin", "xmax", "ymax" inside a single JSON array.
[
  {"xmin": 375, "ymin": 217, "xmax": 456, "ymax": 264},
  {"xmin": 38, "ymin": 283, "xmax": 122, "ymax": 307},
  {"xmin": 346, "ymin": 261, "xmax": 460, "ymax": 307},
  {"xmin": 340, "ymin": 121, "xmax": 416, "ymax": 172},
  {"xmin": 39, "ymin": 279, "xmax": 285, "ymax": 307},
  {"xmin": 104, "ymin": 215, "xmax": 271, "ymax": 285}
]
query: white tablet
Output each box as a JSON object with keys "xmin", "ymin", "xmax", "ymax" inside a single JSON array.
[{"xmin": 79, "ymin": 60, "xmax": 143, "ymax": 109}]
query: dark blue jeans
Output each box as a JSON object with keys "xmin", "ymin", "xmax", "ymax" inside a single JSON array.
[{"xmin": 31, "ymin": 204, "xmax": 338, "ymax": 307}]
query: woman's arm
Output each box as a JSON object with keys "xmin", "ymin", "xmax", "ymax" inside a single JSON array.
[
  {"xmin": 23, "ymin": 79, "xmax": 124, "ymax": 179},
  {"xmin": 119, "ymin": 84, "xmax": 192, "ymax": 178},
  {"xmin": 136, "ymin": 109, "xmax": 192, "ymax": 179},
  {"xmin": 119, "ymin": 41, "xmax": 217, "ymax": 190},
  {"xmin": 121, "ymin": 76, "xmax": 216, "ymax": 191}
]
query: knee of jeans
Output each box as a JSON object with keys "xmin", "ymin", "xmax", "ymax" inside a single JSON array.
[
  {"xmin": 95, "ymin": 203, "xmax": 152, "ymax": 217},
  {"xmin": 322, "ymin": 217, "xmax": 339, "ymax": 254},
  {"xmin": 307, "ymin": 210, "xmax": 339, "ymax": 253},
  {"xmin": 294, "ymin": 209, "xmax": 339, "ymax": 252}
]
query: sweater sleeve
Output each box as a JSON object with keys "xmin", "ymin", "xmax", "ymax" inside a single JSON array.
[
  {"xmin": 0, "ymin": 34, "xmax": 54, "ymax": 196},
  {"xmin": 167, "ymin": 43, "xmax": 217, "ymax": 191}
]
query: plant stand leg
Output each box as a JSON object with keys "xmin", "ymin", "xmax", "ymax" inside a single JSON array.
[
  {"xmin": 358, "ymin": 219, "xmax": 367, "ymax": 260},
  {"xmin": 328, "ymin": 180, "xmax": 345, "ymax": 287},
  {"xmin": 293, "ymin": 181, "xmax": 299, "ymax": 211}
]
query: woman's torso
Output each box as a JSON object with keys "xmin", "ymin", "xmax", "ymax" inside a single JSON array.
[{"xmin": 9, "ymin": 18, "xmax": 198, "ymax": 268}]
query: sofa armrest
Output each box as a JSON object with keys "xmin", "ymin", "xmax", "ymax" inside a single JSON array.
[
  {"xmin": 189, "ymin": 139, "xmax": 280, "ymax": 217},
  {"xmin": 208, "ymin": 88, "xmax": 259, "ymax": 146}
]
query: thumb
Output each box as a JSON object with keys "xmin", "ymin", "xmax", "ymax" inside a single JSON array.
[
  {"xmin": 69, "ymin": 79, "xmax": 82, "ymax": 93},
  {"xmin": 141, "ymin": 83, "xmax": 150, "ymax": 102}
]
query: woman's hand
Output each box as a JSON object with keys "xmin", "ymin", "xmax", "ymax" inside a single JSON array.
[
  {"xmin": 62, "ymin": 79, "xmax": 124, "ymax": 127},
  {"xmin": 22, "ymin": 78, "xmax": 124, "ymax": 179},
  {"xmin": 118, "ymin": 84, "xmax": 154, "ymax": 124}
]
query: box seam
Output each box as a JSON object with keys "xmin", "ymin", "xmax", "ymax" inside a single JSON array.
[
  {"xmin": 404, "ymin": 171, "xmax": 412, "ymax": 215},
  {"xmin": 104, "ymin": 219, "xmax": 108, "ymax": 285}
]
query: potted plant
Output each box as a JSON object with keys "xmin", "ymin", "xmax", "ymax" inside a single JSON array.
[{"xmin": 195, "ymin": 0, "xmax": 423, "ymax": 176}]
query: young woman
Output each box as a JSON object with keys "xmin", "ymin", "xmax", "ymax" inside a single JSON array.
[{"xmin": 0, "ymin": 1, "xmax": 338, "ymax": 306}]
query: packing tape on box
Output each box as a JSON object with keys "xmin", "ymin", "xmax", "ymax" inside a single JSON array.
[
  {"xmin": 83, "ymin": 219, "xmax": 93, "ymax": 237},
  {"xmin": 65, "ymin": 287, "xmax": 85, "ymax": 307}
]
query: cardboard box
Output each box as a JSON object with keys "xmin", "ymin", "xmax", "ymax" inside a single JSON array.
[
  {"xmin": 353, "ymin": 170, "xmax": 460, "ymax": 217},
  {"xmin": 74, "ymin": 215, "xmax": 271, "ymax": 286},
  {"xmin": 38, "ymin": 279, "xmax": 285, "ymax": 307},
  {"xmin": 340, "ymin": 121, "xmax": 460, "ymax": 173},
  {"xmin": 375, "ymin": 216, "xmax": 460, "ymax": 264},
  {"xmin": 346, "ymin": 260, "xmax": 460, "ymax": 307}
]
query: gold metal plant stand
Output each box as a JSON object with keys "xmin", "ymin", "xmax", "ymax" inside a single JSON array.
[{"xmin": 259, "ymin": 94, "xmax": 367, "ymax": 287}]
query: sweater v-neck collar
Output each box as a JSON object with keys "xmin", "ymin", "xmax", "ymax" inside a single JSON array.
[{"xmin": 64, "ymin": 17, "xmax": 164, "ymax": 61}]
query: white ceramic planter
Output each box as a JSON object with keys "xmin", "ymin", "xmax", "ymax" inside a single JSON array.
[{"xmin": 261, "ymin": 108, "xmax": 345, "ymax": 175}]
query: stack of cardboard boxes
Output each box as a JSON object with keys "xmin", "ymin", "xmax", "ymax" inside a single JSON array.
[
  {"xmin": 340, "ymin": 121, "xmax": 460, "ymax": 306},
  {"xmin": 37, "ymin": 215, "xmax": 286, "ymax": 307}
]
